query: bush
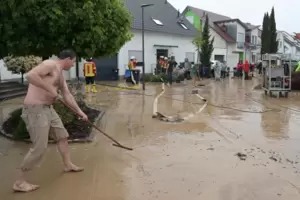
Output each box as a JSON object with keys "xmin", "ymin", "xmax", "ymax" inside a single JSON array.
[
  {"xmin": 2, "ymin": 100, "xmax": 100, "ymax": 140},
  {"xmin": 141, "ymin": 73, "xmax": 168, "ymax": 82}
]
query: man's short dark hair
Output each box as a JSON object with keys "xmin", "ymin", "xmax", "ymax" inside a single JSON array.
[{"xmin": 58, "ymin": 49, "xmax": 76, "ymax": 59}]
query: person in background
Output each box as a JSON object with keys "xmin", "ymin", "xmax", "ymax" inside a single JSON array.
[
  {"xmin": 183, "ymin": 58, "xmax": 191, "ymax": 84},
  {"xmin": 221, "ymin": 61, "xmax": 227, "ymax": 78},
  {"xmin": 237, "ymin": 60, "xmax": 243, "ymax": 78},
  {"xmin": 158, "ymin": 56, "xmax": 164, "ymax": 74},
  {"xmin": 190, "ymin": 63, "xmax": 199, "ymax": 87},
  {"xmin": 243, "ymin": 60, "xmax": 250, "ymax": 80},
  {"xmin": 83, "ymin": 57, "xmax": 97, "ymax": 93},
  {"xmin": 128, "ymin": 56, "xmax": 137, "ymax": 84},
  {"xmin": 214, "ymin": 61, "xmax": 221, "ymax": 81},
  {"xmin": 250, "ymin": 62, "xmax": 255, "ymax": 77},
  {"xmin": 128, "ymin": 56, "xmax": 137, "ymax": 70},
  {"xmin": 162, "ymin": 57, "xmax": 168, "ymax": 73},
  {"xmin": 200, "ymin": 63, "xmax": 206, "ymax": 79},
  {"xmin": 257, "ymin": 60, "xmax": 262, "ymax": 74},
  {"xmin": 166, "ymin": 56, "xmax": 177, "ymax": 86},
  {"xmin": 295, "ymin": 60, "xmax": 300, "ymax": 72}
]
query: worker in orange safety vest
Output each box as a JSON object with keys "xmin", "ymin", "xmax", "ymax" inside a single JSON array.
[
  {"xmin": 128, "ymin": 56, "xmax": 138, "ymax": 84},
  {"xmin": 128, "ymin": 56, "xmax": 137, "ymax": 70},
  {"xmin": 158, "ymin": 56, "xmax": 164, "ymax": 73},
  {"xmin": 162, "ymin": 57, "xmax": 169, "ymax": 73},
  {"xmin": 83, "ymin": 58, "xmax": 97, "ymax": 93}
]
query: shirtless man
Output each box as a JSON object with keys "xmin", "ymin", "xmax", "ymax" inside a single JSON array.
[{"xmin": 12, "ymin": 49, "xmax": 88, "ymax": 192}]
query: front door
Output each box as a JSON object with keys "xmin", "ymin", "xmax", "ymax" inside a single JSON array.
[{"xmin": 156, "ymin": 49, "xmax": 168, "ymax": 61}]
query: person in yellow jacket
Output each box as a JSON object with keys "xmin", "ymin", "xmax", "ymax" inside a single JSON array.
[
  {"xmin": 162, "ymin": 57, "xmax": 169, "ymax": 73},
  {"xmin": 83, "ymin": 58, "xmax": 97, "ymax": 93},
  {"xmin": 128, "ymin": 56, "xmax": 137, "ymax": 70},
  {"xmin": 128, "ymin": 56, "xmax": 138, "ymax": 84},
  {"xmin": 295, "ymin": 61, "xmax": 300, "ymax": 72}
]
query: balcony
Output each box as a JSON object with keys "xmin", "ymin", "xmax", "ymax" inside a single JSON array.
[
  {"xmin": 245, "ymin": 42, "xmax": 260, "ymax": 50},
  {"xmin": 237, "ymin": 42, "xmax": 245, "ymax": 49}
]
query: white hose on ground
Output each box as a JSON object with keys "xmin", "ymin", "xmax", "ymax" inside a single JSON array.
[
  {"xmin": 152, "ymin": 79, "xmax": 165, "ymax": 117},
  {"xmin": 182, "ymin": 92, "xmax": 208, "ymax": 121}
]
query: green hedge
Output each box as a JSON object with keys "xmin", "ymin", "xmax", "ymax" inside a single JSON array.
[
  {"xmin": 142, "ymin": 73, "xmax": 167, "ymax": 82},
  {"xmin": 141, "ymin": 73, "xmax": 185, "ymax": 82}
]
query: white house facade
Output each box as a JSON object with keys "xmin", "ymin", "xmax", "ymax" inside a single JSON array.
[
  {"xmin": 118, "ymin": 29, "xmax": 196, "ymax": 76},
  {"xmin": 277, "ymin": 31, "xmax": 300, "ymax": 60},
  {"xmin": 209, "ymin": 28, "xmax": 227, "ymax": 62}
]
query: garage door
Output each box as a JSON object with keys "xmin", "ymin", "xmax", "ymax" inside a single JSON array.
[{"xmin": 93, "ymin": 54, "xmax": 118, "ymax": 81}]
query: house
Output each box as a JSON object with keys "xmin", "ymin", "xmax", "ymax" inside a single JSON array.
[
  {"xmin": 0, "ymin": 0, "xmax": 198, "ymax": 81},
  {"xmin": 116, "ymin": 0, "xmax": 198, "ymax": 77},
  {"xmin": 81, "ymin": 0, "xmax": 198, "ymax": 80},
  {"xmin": 277, "ymin": 31, "xmax": 300, "ymax": 60},
  {"xmin": 182, "ymin": 6, "xmax": 261, "ymax": 69}
]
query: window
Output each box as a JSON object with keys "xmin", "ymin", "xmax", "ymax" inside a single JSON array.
[
  {"xmin": 152, "ymin": 18, "xmax": 163, "ymax": 26},
  {"xmin": 128, "ymin": 50, "xmax": 142, "ymax": 62},
  {"xmin": 186, "ymin": 16, "xmax": 193, "ymax": 24},
  {"xmin": 179, "ymin": 23, "xmax": 188, "ymax": 30},
  {"xmin": 237, "ymin": 32, "xmax": 245, "ymax": 42},
  {"xmin": 251, "ymin": 36, "xmax": 257, "ymax": 44}
]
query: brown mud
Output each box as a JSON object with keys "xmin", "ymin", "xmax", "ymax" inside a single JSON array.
[{"xmin": 1, "ymin": 78, "xmax": 300, "ymax": 199}]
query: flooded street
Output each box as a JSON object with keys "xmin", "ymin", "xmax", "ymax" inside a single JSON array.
[{"xmin": 1, "ymin": 78, "xmax": 300, "ymax": 199}]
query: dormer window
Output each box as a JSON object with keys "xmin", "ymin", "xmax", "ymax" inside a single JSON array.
[
  {"xmin": 152, "ymin": 18, "xmax": 163, "ymax": 26},
  {"xmin": 179, "ymin": 23, "xmax": 188, "ymax": 30}
]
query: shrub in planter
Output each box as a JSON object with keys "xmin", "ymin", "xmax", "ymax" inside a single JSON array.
[
  {"xmin": 2, "ymin": 99, "xmax": 100, "ymax": 141},
  {"xmin": 2, "ymin": 100, "xmax": 100, "ymax": 141},
  {"xmin": 141, "ymin": 73, "xmax": 167, "ymax": 82}
]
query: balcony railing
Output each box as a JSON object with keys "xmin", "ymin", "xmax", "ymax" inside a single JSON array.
[{"xmin": 237, "ymin": 42, "xmax": 245, "ymax": 49}]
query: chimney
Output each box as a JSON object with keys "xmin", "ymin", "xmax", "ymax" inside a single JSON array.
[{"xmin": 296, "ymin": 33, "xmax": 300, "ymax": 40}]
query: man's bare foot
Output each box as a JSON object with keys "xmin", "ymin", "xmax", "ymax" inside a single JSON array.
[
  {"xmin": 64, "ymin": 163, "xmax": 84, "ymax": 172},
  {"xmin": 13, "ymin": 181, "xmax": 39, "ymax": 193}
]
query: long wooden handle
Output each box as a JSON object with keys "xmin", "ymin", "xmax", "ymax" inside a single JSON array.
[{"xmin": 58, "ymin": 99, "xmax": 133, "ymax": 151}]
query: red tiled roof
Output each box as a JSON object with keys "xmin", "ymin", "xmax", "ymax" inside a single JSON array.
[{"xmin": 211, "ymin": 24, "xmax": 235, "ymax": 42}]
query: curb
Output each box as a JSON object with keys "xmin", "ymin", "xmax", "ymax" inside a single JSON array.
[{"xmin": 0, "ymin": 110, "xmax": 106, "ymax": 144}]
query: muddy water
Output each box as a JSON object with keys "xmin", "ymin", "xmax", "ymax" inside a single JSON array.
[{"xmin": 1, "ymin": 78, "xmax": 300, "ymax": 199}]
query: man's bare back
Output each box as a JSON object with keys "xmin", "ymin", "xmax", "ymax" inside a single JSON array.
[{"xmin": 24, "ymin": 59, "xmax": 64, "ymax": 105}]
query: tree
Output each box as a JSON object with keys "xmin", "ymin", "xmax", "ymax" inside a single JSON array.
[
  {"xmin": 3, "ymin": 56, "xmax": 42, "ymax": 83},
  {"xmin": 0, "ymin": 0, "xmax": 132, "ymax": 58},
  {"xmin": 192, "ymin": 23, "xmax": 203, "ymax": 65},
  {"xmin": 200, "ymin": 15, "xmax": 214, "ymax": 72},
  {"xmin": 261, "ymin": 13, "xmax": 270, "ymax": 54},
  {"xmin": 269, "ymin": 7, "xmax": 278, "ymax": 53}
]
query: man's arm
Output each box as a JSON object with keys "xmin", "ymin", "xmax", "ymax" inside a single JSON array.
[
  {"xmin": 26, "ymin": 60, "xmax": 57, "ymax": 95},
  {"xmin": 60, "ymin": 76, "xmax": 84, "ymax": 115}
]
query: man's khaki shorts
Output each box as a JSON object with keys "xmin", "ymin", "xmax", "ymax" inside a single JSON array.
[
  {"xmin": 20, "ymin": 105, "xmax": 69, "ymax": 171},
  {"xmin": 21, "ymin": 105, "xmax": 69, "ymax": 142}
]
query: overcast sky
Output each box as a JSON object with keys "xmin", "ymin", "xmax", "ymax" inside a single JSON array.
[{"xmin": 169, "ymin": 0, "xmax": 299, "ymax": 33}]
